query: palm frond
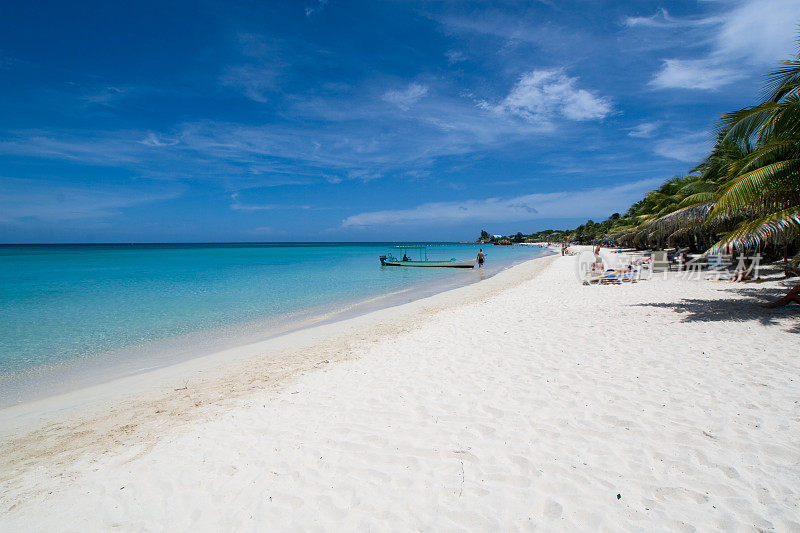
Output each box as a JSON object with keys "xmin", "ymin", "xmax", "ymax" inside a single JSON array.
[
  {"xmin": 678, "ymin": 192, "xmax": 716, "ymax": 208},
  {"xmin": 765, "ymin": 59, "xmax": 800, "ymax": 101},
  {"xmin": 709, "ymin": 205, "xmax": 800, "ymax": 252},
  {"xmin": 710, "ymin": 159, "xmax": 800, "ymax": 219},
  {"xmin": 676, "ymin": 180, "xmax": 717, "ymax": 195}
]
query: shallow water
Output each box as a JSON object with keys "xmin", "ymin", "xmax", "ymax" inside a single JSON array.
[{"xmin": 0, "ymin": 242, "xmax": 547, "ymax": 405}]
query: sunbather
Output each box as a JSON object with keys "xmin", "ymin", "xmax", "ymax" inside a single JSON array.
[
  {"xmin": 589, "ymin": 261, "xmax": 604, "ymax": 275},
  {"xmin": 732, "ymin": 257, "xmax": 755, "ymax": 282},
  {"xmin": 592, "ymin": 244, "xmax": 604, "ymax": 272},
  {"xmin": 764, "ymin": 285, "xmax": 800, "ymax": 308}
]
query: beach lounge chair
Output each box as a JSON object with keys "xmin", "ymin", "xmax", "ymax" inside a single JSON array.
[
  {"xmin": 651, "ymin": 251, "xmax": 669, "ymax": 273},
  {"xmin": 583, "ymin": 269, "xmax": 640, "ymax": 285},
  {"xmin": 669, "ymin": 248, "xmax": 688, "ymax": 271}
]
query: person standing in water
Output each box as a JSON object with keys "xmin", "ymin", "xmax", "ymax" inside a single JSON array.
[{"xmin": 477, "ymin": 249, "xmax": 485, "ymax": 269}]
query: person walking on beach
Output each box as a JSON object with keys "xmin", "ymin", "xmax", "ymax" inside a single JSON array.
[{"xmin": 477, "ymin": 249, "xmax": 485, "ymax": 269}]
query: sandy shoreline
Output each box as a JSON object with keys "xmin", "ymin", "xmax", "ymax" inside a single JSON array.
[
  {"xmin": 0, "ymin": 247, "xmax": 540, "ymax": 410},
  {"xmin": 0, "ymin": 251, "xmax": 554, "ymax": 437},
  {"xmin": 2, "ymin": 248, "xmax": 799, "ymax": 530}
]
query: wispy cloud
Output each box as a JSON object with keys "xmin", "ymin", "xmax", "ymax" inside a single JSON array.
[
  {"xmin": 139, "ymin": 132, "xmax": 179, "ymax": 147},
  {"xmin": 628, "ymin": 122, "xmax": 660, "ymax": 138},
  {"xmin": 654, "ymin": 132, "xmax": 713, "ymax": 164},
  {"xmin": 82, "ymin": 86, "xmax": 130, "ymax": 106},
  {"xmin": 219, "ymin": 32, "xmax": 286, "ymax": 102},
  {"xmin": 341, "ymin": 178, "xmax": 663, "ymax": 228},
  {"xmin": 632, "ymin": 0, "xmax": 799, "ymax": 91},
  {"xmin": 229, "ymin": 192, "xmax": 284, "ymax": 211},
  {"xmin": 220, "ymin": 64, "xmax": 278, "ymax": 102},
  {"xmin": 483, "ymin": 70, "xmax": 612, "ymax": 123},
  {"xmin": 432, "ymin": 7, "xmax": 601, "ymax": 60},
  {"xmin": 713, "ymin": 0, "xmax": 800, "ymax": 66},
  {"xmin": 445, "ymin": 50, "xmax": 466, "ymax": 63},
  {"xmin": 649, "ymin": 58, "xmax": 742, "ymax": 91},
  {"xmin": 623, "ymin": 8, "xmax": 719, "ymax": 29},
  {"xmin": 229, "ymin": 192, "xmax": 312, "ymax": 211},
  {"xmin": 0, "ymin": 177, "xmax": 181, "ymax": 222},
  {"xmin": 305, "ymin": 0, "xmax": 329, "ymax": 18},
  {"xmin": 0, "ymin": 83, "xmax": 617, "ymax": 193},
  {"xmin": 0, "ymin": 131, "xmax": 146, "ymax": 164},
  {"xmin": 382, "ymin": 83, "xmax": 429, "ymax": 110}
]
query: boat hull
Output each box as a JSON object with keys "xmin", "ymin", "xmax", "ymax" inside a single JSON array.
[{"xmin": 380, "ymin": 259, "xmax": 476, "ymax": 268}]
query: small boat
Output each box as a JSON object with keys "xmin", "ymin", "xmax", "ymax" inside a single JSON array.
[{"xmin": 379, "ymin": 246, "xmax": 477, "ymax": 268}]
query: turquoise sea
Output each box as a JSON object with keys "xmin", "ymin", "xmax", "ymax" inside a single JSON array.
[{"xmin": 0, "ymin": 242, "xmax": 548, "ymax": 405}]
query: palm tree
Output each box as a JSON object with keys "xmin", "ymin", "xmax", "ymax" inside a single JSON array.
[
  {"xmin": 611, "ymin": 175, "xmax": 718, "ymax": 249},
  {"xmin": 570, "ymin": 45, "xmax": 800, "ymax": 271},
  {"xmin": 628, "ymin": 51, "xmax": 800, "ymax": 266},
  {"xmin": 708, "ymin": 57, "xmax": 800, "ymax": 256}
]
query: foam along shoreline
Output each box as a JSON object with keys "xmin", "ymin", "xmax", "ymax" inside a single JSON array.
[
  {"xmin": 0, "ymin": 247, "xmax": 547, "ymax": 411},
  {"xmin": 3, "ymin": 247, "xmax": 799, "ymax": 530}
]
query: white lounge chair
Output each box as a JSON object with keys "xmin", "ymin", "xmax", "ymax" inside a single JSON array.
[{"xmin": 651, "ymin": 251, "xmax": 669, "ymax": 273}]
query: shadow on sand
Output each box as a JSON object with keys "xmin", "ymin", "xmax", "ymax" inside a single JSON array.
[{"xmin": 634, "ymin": 285, "xmax": 799, "ymax": 334}]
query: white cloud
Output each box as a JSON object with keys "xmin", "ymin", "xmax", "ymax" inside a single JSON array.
[
  {"xmin": 382, "ymin": 83, "xmax": 429, "ymax": 110},
  {"xmin": 435, "ymin": 9, "xmax": 578, "ymax": 50},
  {"xmin": 485, "ymin": 70, "xmax": 612, "ymax": 123},
  {"xmin": 347, "ymin": 169, "xmax": 382, "ymax": 182},
  {"xmin": 229, "ymin": 193, "xmax": 283, "ymax": 211},
  {"xmin": 139, "ymin": 132, "xmax": 179, "ymax": 147},
  {"xmin": 230, "ymin": 193, "xmax": 315, "ymax": 212},
  {"xmin": 0, "ymin": 99, "xmax": 543, "ymax": 187},
  {"xmin": 341, "ymin": 178, "xmax": 662, "ymax": 228},
  {"xmin": 654, "ymin": 132, "xmax": 713, "ymax": 163},
  {"xmin": 641, "ymin": 0, "xmax": 800, "ymax": 91},
  {"xmin": 714, "ymin": 0, "xmax": 800, "ymax": 66},
  {"xmin": 83, "ymin": 86, "xmax": 129, "ymax": 105},
  {"xmin": 445, "ymin": 50, "xmax": 466, "ymax": 63},
  {"xmin": 649, "ymin": 59, "xmax": 743, "ymax": 90},
  {"xmin": 0, "ymin": 70, "xmax": 619, "ymax": 193},
  {"xmin": 628, "ymin": 122, "xmax": 660, "ymax": 138},
  {"xmin": 624, "ymin": 8, "xmax": 719, "ymax": 29},
  {"xmin": 0, "ymin": 132, "xmax": 144, "ymax": 164}
]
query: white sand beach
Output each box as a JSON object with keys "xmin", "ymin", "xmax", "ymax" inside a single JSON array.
[{"xmin": 2, "ymin": 249, "xmax": 799, "ymax": 531}]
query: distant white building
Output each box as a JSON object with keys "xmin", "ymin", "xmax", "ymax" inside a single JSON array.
[{"xmin": 492, "ymin": 235, "xmax": 502, "ymax": 239}]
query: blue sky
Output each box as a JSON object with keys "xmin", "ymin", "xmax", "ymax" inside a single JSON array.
[{"xmin": 1, "ymin": 0, "xmax": 799, "ymax": 242}]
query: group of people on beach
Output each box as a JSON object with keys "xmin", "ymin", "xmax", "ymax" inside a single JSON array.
[{"xmin": 555, "ymin": 241, "xmax": 799, "ymax": 308}]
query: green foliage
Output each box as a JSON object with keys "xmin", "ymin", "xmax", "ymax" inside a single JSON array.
[{"xmin": 508, "ymin": 39, "xmax": 800, "ymax": 254}]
